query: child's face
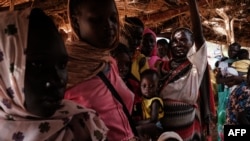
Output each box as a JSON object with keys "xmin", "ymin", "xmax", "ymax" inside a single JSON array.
[
  {"xmin": 141, "ymin": 33, "xmax": 156, "ymax": 56},
  {"xmin": 127, "ymin": 26, "xmax": 144, "ymax": 52},
  {"xmin": 115, "ymin": 52, "xmax": 131, "ymax": 79},
  {"xmin": 157, "ymin": 43, "xmax": 169, "ymax": 58},
  {"xmin": 24, "ymin": 24, "xmax": 68, "ymax": 117},
  {"xmin": 140, "ymin": 74, "xmax": 158, "ymax": 98},
  {"xmin": 171, "ymin": 30, "xmax": 193, "ymax": 58},
  {"xmin": 75, "ymin": 0, "xmax": 118, "ymax": 49}
]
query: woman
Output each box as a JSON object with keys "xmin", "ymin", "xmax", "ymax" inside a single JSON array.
[
  {"xmin": 65, "ymin": 0, "xmax": 138, "ymax": 140},
  {"xmin": 159, "ymin": 0, "xmax": 207, "ymax": 140},
  {"xmin": 141, "ymin": 28, "xmax": 161, "ymax": 70},
  {"xmin": 0, "ymin": 8, "xmax": 107, "ymax": 141}
]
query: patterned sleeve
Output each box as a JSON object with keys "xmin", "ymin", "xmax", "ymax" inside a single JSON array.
[
  {"xmin": 69, "ymin": 111, "xmax": 109, "ymax": 141},
  {"xmin": 236, "ymin": 89, "xmax": 250, "ymax": 113}
]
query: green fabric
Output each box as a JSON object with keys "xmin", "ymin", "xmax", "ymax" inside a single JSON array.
[{"xmin": 217, "ymin": 84, "xmax": 230, "ymax": 141}]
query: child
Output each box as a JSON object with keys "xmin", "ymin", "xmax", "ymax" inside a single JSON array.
[
  {"xmin": 157, "ymin": 39, "xmax": 171, "ymax": 61},
  {"xmin": 111, "ymin": 43, "xmax": 132, "ymax": 81},
  {"xmin": 139, "ymin": 69, "xmax": 164, "ymax": 123},
  {"xmin": 121, "ymin": 17, "xmax": 150, "ymax": 82},
  {"xmin": 65, "ymin": 0, "xmax": 138, "ymax": 140},
  {"xmin": 0, "ymin": 8, "xmax": 107, "ymax": 140},
  {"xmin": 111, "ymin": 43, "xmax": 143, "ymax": 121},
  {"xmin": 120, "ymin": 16, "xmax": 144, "ymax": 57},
  {"xmin": 136, "ymin": 69, "xmax": 164, "ymax": 140}
]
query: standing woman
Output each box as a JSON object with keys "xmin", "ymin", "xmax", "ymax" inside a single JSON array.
[
  {"xmin": 65, "ymin": 0, "xmax": 138, "ymax": 140},
  {"xmin": 0, "ymin": 8, "xmax": 107, "ymax": 141},
  {"xmin": 159, "ymin": 0, "xmax": 207, "ymax": 140}
]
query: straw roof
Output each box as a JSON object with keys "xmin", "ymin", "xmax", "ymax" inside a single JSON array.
[{"xmin": 1, "ymin": 0, "xmax": 250, "ymax": 47}]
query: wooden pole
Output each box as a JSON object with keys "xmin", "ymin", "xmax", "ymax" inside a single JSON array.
[{"xmin": 10, "ymin": 0, "xmax": 14, "ymax": 11}]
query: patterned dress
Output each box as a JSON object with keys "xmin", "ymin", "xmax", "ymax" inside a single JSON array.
[
  {"xmin": 159, "ymin": 43, "xmax": 207, "ymax": 141},
  {"xmin": 226, "ymin": 82, "xmax": 250, "ymax": 125}
]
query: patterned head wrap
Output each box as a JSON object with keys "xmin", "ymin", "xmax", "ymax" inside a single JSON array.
[{"xmin": 0, "ymin": 8, "xmax": 108, "ymax": 141}]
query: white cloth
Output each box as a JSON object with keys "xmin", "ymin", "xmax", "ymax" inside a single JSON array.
[
  {"xmin": 160, "ymin": 43, "xmax": 207, "ymax": 105},
  {"xmin": 0, "ymin": 8, "xmax": 108, "ymax": 141},
  {"xmin": 157, "ymin": 131, "xmax": 183, "ymax": 141}
]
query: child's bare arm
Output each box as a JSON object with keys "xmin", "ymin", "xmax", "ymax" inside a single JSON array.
[
  {"xmin": 188, "ymin": 0, "xmax": 205, "ymax": 50},
  {"xmin": 150, "ymin": 100, "xmax": 162, "ymax": 123},
  {"xmin": 136, "ymin": 100, "xmax": 161, "ymax": 125}
]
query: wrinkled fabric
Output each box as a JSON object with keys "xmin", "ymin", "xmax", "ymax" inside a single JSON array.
[
  {"xmin": 160, "ymin": 43, "xmax": 207, "ymax": 104},
  {"xmin": 131, "ymin": 51, "xmax": 149, "ymax": 81},
  {"xmin": 0, "ymin": 8, "xmax": 108, "ymax": 141},
  {"xmin": 65, "ymin": 57, "xmax": 135, "ymax": 141},
  {"xmin": 159, "ymin": 43, "xmax": 207, "ymax": 141}
]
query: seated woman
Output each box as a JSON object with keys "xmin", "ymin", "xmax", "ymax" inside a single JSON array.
[{"xmin": 0, "ymin": 8, "xmax": 107, "ymax": 141}]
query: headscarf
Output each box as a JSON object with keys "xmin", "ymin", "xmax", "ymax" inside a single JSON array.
[
  {"xmin": 142, "ymin": 28, "xmax": 160, "ymax": 70},
  {"xmin": 157, "ymin": 131, "xmax": 183, "ymax": 141},
  {"xmin": 0, "ymin": 8, "xmax": 108, "ymax": 141},
  {"xmin": 67, "ymin": 0, "xmax": 119, "ymax": 88},
  {"xmin": 142, "ymin": 28, "xmax": 157, "ymax": 56}
]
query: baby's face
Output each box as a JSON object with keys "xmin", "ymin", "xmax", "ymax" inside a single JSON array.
[{"xmin": 140, "ymin": 74, "xmax": 158, "ymax": 98}]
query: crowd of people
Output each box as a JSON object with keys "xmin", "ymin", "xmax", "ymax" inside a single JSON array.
[{"xmin": 1, "ymin": 0, "xmax": 249, "ymax": 140}]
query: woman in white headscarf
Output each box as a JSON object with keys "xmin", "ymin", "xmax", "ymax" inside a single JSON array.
[{"xmin": 0, "ymin": 8, "xmax": 108, "ymax": 141}]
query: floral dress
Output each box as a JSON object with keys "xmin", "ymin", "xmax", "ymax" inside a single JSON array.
[{"xmin": 226, "ymin": 82, "xmax": 250, "ymax": 125}]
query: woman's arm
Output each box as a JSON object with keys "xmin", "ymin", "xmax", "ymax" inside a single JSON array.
[{"xmin": 188, "ymin": 0, "xmax": 205, "ymax": 50}]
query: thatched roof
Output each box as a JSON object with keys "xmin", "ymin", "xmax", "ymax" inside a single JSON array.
[{"xmin": 1, "ymin": 0, "xmax": 250, "ymax": 47}]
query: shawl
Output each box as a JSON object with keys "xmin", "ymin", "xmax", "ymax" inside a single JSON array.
[
  {"xmin": 67, "ymin": 0, "xmax": 119, "ymax": 88},
  {"xmin": 0, "ymin": 8, "xmax": 108, "ymax": 141}
]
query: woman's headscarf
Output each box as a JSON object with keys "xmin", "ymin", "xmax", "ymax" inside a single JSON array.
[
  {"xmin": 0, "ymin": 8, "xmax": 108, "ymax": 141},
  {"xmin": 142, "ymin": 28, "xmax": 157, "ymax": 56},
  {"xmin": 142, "ymin": 28, "xmax": 160, "ymax": 70},
  {"xmin": 66, "ymin": 0, "xmax": 119, "ymax": 88}
]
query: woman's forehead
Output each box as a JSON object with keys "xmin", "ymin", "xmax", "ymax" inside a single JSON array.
[{"xmin": 173, "ymin": 30, "xmax": 190, "ymax": 38}]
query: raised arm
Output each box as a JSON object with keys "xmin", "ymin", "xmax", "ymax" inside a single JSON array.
[{"xmin": 188, "ymin": 0, "xmax": 205, "ymax": 50}]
